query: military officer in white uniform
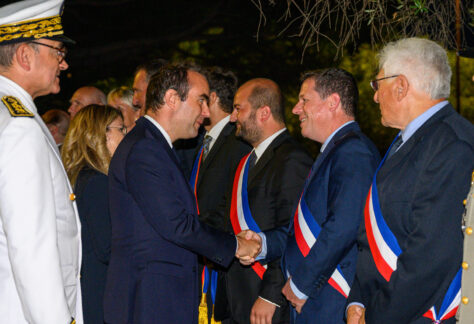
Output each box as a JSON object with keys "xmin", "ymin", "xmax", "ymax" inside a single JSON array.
[
  {"xmin": 458, "ymin": 171, "xmax": 474, "ymax": 323},
  {"xmin": 0, "ymin": 1, "xmax": 82, "ymax": 323}
]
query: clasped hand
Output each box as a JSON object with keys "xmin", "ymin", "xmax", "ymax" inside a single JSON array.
[{"xmin": 235, "ymin": 230, "xmax": 262, "ymax": 264}]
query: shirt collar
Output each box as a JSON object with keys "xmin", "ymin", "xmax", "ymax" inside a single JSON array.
[
  {"xmin": 320, "ymin": 121, "xmax": 355, "ymax": 153},
  {"xmin": 205, "ymin": 115, "xmax": 230, "ymax": 150},
  {"xmin": 144, "ymin": 115, "xmax": 173, "ymax": 148},
  {"xmin": 400, "ymin": 100, "xmax": 448, "ymax": 144},
  {"xmin": 253, "ymin": 127, "xmax": 286, "ymax": 162}
]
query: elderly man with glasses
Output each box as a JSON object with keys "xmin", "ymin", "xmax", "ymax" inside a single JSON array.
[
  {"xmin": 346, "ymin": 38, "xmax": 474, "ymax": 324},
  {"xmin": 0, "ymin": 1, "xmax": 82, "ymax": 323}
]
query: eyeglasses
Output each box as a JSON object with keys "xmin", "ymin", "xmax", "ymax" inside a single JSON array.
[
  {"xmin": 107, "ymin": 125, "xmax": 127, "ymax": 135},
  {"xmin": 370, "ymin": 75, "xmax": 400, "ymax": 91},
  {"xmin": 29, "ymin": 41, "xmax": 67, "ymax": 63}
]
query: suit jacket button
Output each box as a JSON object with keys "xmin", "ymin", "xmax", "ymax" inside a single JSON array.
[
  {"xmin": 466, "ymin": 227, "xmax": 473, "ymax": 235},
  {"xmin": 69, "ymin": 193, "xmax": 76, "ymax": 201},
  {"xmin": 462, "ymin": 262, "xmax": 469, "ymax": 270},
  {"xmin": 462, "ymin": 296, "xmax": 469, "ymax": 305}
]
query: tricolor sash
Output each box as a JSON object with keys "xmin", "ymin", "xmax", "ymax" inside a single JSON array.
[
  {"xmin": 364, "ymin": 134, "xmax": 461, "ymax": 322},
  {"xmin": 199, "ymin": 267, "xmax": 220, "ymax": 324},
  {"xmin": 422, "ymin": 269, "xmax": 461, "ymax": 323},
  {"xmin": 230, "ymin": 153, "xmax": 267, "ymax": 279},
  {"xmin": 190, "ymin": 146, "xmax": 204, "ymax": 214},
  {"xmin": 293, "ymin": 189, "xmax": 351, "ymax": 298}
]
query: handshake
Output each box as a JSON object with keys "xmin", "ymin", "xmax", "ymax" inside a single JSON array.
[{"xmin": 235, "ymin": 230, "xmax": 262, "ymax": 265}]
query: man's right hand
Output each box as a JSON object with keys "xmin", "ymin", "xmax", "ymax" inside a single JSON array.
[
  {"xmin": 235, "ymin": 230, "xmax": 261, "ymax": 263},
  {"xmin": 346, "ymin": 305, "xmax": 366, "ymax": 324}
]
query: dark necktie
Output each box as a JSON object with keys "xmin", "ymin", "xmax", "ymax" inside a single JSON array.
[
  {"xmin": 248, "ymin": 150, "xmax": 257, "ymax": 169},
  {"xmin": 202, "ymin": 135, "xmax": 212, "ymax": 160},
  {"xmin": 387, "ymin": 135, "xmax": 403, "ymax": 159}
]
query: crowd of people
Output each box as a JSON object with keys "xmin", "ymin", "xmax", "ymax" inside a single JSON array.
[{"xmin": 0, "ymin": 1, "xmax": 473, "ymax": 324}]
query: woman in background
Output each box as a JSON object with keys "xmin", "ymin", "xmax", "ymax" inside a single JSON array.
[
  {"xmin": 108, "ymin": 86, "xmax": 140, "ymax": 131},
  {"xmin": 62, "ymin": 105, "xmax": 126, "ymax": 323}
]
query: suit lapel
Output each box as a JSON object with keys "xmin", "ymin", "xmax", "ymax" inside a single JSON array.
[
  {"xmin": 201, "ymin": 122, "xmax": 233, "ymax": 173},
  {"xmin": 379, "ymin": 105, "xmax": 453, "ymax": 178},
  {"xmin": 306, "ymin": 122, "xmax": 360, "ymax": 185},
  {"xmin": 248, "ymin": 130, "xmax": 290, "ymax": 185}
]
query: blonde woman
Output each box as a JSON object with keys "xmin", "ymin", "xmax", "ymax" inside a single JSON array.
[{"xmin": 62, "ymin": 104, "xmax": 126, "ymax": 324}]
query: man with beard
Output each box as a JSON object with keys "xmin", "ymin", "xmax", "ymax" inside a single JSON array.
[
  {"xmin": 104, "ymin": 64, "xmax": 261, "ymax": 324},
  {"xmin": 214, "ymin": 78, "xmax": 312, "ymax": 324},
  {"xmin": 0, "ymin": 0, "xmax": 82, "ymax": 323}
]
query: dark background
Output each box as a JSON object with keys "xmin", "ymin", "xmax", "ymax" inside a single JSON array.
[{"xmin": 12, "ymin": 0, "xmax": 472, "ymax": 153}]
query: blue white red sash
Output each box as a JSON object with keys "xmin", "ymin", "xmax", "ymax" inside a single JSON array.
[
  {"xmin": 293, "ymin": 190, "xmax": 351, "ymax": 298},
  {"xmin": 230, "ymin": 152, "xmax": 267, "ymax": 279},
  {"xmin": 190, "ymin": 146, "xmax": 204, "ymax": 214},
  {"xmin": 423, "ymin": 269, "xmax": 461, "ymax": 323},
  {"xmin": 364, "ymin": 134, "xmax": 460, "ymax": 321}
]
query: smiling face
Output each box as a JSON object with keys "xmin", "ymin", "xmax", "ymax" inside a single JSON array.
[
  {"xmin": 174, "ymin": 70, "xmax": 210, "ymax": 139},
  {"xmin": 29, "ymin": 39, "xmax": 68, "ymax": 98},
  {"xmin": 292, "ymin": 78, "xmax": 331, "ymax": 143},
  {"xmin": 231, "ymin": 84, "xmax": 262, "ymax": 146}
]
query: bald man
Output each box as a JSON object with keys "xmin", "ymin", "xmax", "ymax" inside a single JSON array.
[{"xmin": 68, "ymin": 86, "xmax": 106, "ymax": 118}]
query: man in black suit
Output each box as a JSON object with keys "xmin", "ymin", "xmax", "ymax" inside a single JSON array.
[
  {"xmin": 347, "ymin": 38, "xmax": 474, "ymax": 324},
  {"xmin": 191, "ymin": 67, "xmax": 251, "ymax": 322},
  {"xmin": 216, "ymin": 78, "xmax": 312, "ymax": 324}
]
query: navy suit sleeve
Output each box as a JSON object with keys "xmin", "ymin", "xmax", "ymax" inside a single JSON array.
[
  {"xmin": 81, "ymin": 173, "xmax": 111, "ymax": 264},
  {"xmin": 292, "ymin": 141, "xmax": 377, "ymax": 298},
  {"xmin": 259, "ymin": 148, "xmax": 312, "ymax": 304},
  {"xmin": 366, "ymin": 141, "xmax": 473, "ymax": 322},
  {"xmin": 125, "ymin": 139, "xmax": 236, "ymax": 267}
]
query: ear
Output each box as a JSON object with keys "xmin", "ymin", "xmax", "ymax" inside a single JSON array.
[
  {"xmin": 327, "ymin": 93, "xmax": 341, "ymax": 112},
  {"xmin": 15, "ymin": 43, "xmax": 34, "ymax": 71},
  {"xmin": 209, "ymin": 92, "xmax": 218, "ymax": 107},
  {"xmin": 393, "ymin": 75, "xmax": 409, "ymax": 101},
  {"xmin": 164, "ymin": 89, "xmax": 180, "ymax": 110},
  {"xmin": 257, "ymin": 106, "xmax": 271, "ymax": 122}
]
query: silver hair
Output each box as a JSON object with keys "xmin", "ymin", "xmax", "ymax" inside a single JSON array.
[
  {"xmin": 107, "ymin": 86, "xmax": 136, "ymax": 110},
  {"xmin": 378, "ymin": 38, "xmax": 451, "ymax": 99}
]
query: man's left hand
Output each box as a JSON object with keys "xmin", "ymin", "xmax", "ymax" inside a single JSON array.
[
  {"xmin": 250, "ymin": 297, "xmax": 277, "ymax": 324},
  {"xmin": 281, "ymin": 278, "xmax": 306, "ymax": 314}
]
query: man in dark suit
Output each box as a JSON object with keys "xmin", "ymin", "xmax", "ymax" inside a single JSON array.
[
  {"xmin": 104, "ymin": 64, "xmax": 261, "ymax": 324},
  {"xmin": 240, "ymin": 68, "xmax": 380, "ymax": 323},
  {"xmin": 191, "ymin": 67, "xmax": 252, "ymax": 322},
  {"xmin": 216, "ymin": 78, "xmax": 312, "ymax": 324},
  {"xmin": 347, "ymin": 38, "xmax": 474, "ymax": 324}
]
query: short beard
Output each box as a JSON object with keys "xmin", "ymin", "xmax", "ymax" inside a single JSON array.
[{"xmin": 236, "ymin": 110, "xmax": 261, "ymax": 146}]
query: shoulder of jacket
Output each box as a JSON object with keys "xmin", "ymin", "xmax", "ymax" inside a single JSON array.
[{"xmin": 0, "ymin": 95, "xmax": 34, "ymax": 118}]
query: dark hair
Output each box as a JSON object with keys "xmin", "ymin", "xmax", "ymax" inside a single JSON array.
[
  {"xmin": 146, "ymin": 64, "xmax": 191, "ymax": 113},
  {"xmin": 42, "ymin": 109, "xmax": 70, "ymax": 136},
  {"xmin": 135, "ymin": 58, "xmax": 168, "ymax": 81},
  {"xmin": 204, "ymin": 66, "xmax": 238, "ymax": 114},
  {"xmin": 247, "ymin": 81, "xmax": 285, "ymax": 123},
  {"xmin": 301, "ymin": 68, "xmax": 358, "ymax": 117}
]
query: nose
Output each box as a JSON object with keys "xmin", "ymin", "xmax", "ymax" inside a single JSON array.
[
  {"xmin": 292, "ymin": 101, "xmax": 302, "ymax": 115},
  {"xmin": 230, "ymin": 109, "xmax": 238, "ymax": 122},
  {"xmin": 132, "ymin": 92, "xmax": 140, "ymax": 108},
  {"xmin": 60, "ymin": 59, "xmax": 69, "ymax": 70},
  {"xmin": 373, "ymin": 91, "xmax": 379, "ymax": 104},
  {"xmin": 201, "ymin": 102, "xmax": 210, "ymax": 118}
]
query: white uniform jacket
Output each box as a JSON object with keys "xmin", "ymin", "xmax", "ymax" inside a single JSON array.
[
  {"xmin": 458, "ymin": 172, "xmax": 474, "ymax": 323},
  {"xmin": 0, "ymin": 76, "xmax": 82, "ymax": 324}
]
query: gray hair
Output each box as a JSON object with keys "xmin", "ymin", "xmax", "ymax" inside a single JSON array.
[
  {"xmin": 378, "ymin": 38, "xmax": 451, "ymax": 99},
  {"xmin": 0, "ymin": 42, "xmax": 37, "ymax": 68},
  {"xmin": 107, "ymin": 86, "xmax": 135, "ymax": 110}
]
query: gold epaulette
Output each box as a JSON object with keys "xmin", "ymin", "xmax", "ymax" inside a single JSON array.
[{"xmin": 1, "ymin": 96, "xmax": 34, "ymax": 117}]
